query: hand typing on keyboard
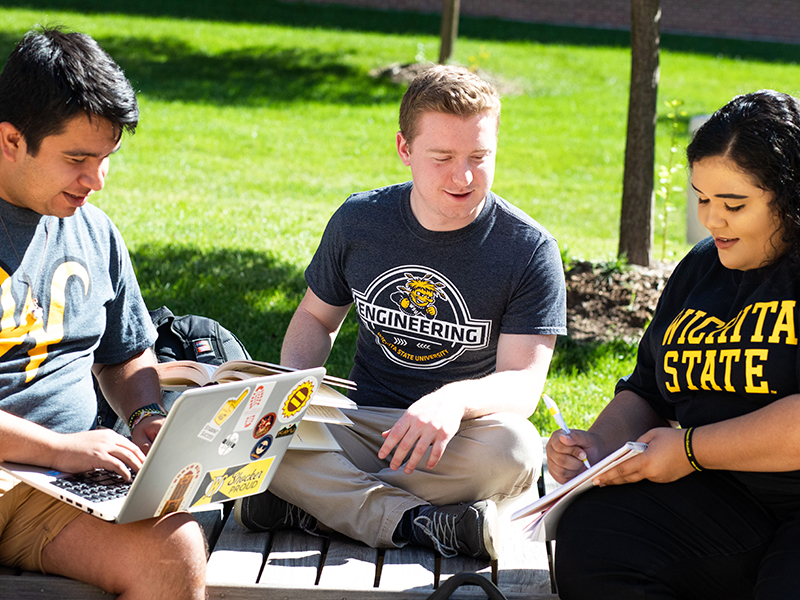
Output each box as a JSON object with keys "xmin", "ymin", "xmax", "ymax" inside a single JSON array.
[
  {"xmin": 52, "ymin": 469, "xmax": 136, "ymax": 502},
  {"xmin": 46, "ymin": 429, "xmax": 146, "ymax": 482}
]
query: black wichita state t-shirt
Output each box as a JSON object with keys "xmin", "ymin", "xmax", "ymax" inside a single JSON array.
[{"xmin": 618, "ymin": 237, "xmax": 800, "ymax": 507}]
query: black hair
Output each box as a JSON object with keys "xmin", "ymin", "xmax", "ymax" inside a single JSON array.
[
  {"xmin": 687, "ymin": 90, "xmax": 800, "ymax": 264},
  {"xmin": 0, "ymin": 27, "xmax": 138, "ymax": 155}
]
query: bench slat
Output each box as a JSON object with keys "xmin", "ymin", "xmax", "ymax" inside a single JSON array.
[
  {"xmin": 206, "ymin": 583, "xmax": 560, "ymax": 600},
  {"xmin": 206, "ymin": 511, "xmax": 269, "ymax": 584},
  {"xmin": 259, "ymin": 529, "xmax": 324, "ymax": 586},
  {"xmin": 0, "ymin": 574, "xmax": 110, "ymax": 599},
  {"xmin": 191, "ymin": 503, "xmax": 226, "ymax": 548},
  {"xmin": 317, "ymin": 533, "xmax": 378, "ymax": 589},
  {"xmin": 379, "ymin": 545, "xmax": 436, "ymax": 590},
  {"xmin": 439, "ymin": 554, "xmax": 493, "ymax": 587}
]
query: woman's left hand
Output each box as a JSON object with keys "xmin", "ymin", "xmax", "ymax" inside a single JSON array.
[{"xmin": 593, "ymin": 427, "xmax": 694, "ymax": 486}]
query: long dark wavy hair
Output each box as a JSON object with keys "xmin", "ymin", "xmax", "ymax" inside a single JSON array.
[{"xmin": 687, "ymin": 90, "xmax": 800, "ymax": 265}]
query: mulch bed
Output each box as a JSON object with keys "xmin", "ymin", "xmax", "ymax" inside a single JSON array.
[{"xmin": 566, "ymin": 260, "xmax": 676, "ymax": 344}]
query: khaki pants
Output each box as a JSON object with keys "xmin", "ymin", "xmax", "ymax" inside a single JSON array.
[
  {"xmin": 269, "ymin": 406, "xmax": 541, "ymax": 548},
  {"xmin": 0, "ymin": 471, "xmax": 82, "ymax": 572}
]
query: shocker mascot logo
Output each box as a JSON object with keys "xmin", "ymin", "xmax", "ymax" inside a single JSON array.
[
  {"xmin": 353, "ymin": 266, "xmax": 490, "ymax": 369},
  {"xmin": 391, "ymin": 273, "xmax": 446, "ymax": 319}
]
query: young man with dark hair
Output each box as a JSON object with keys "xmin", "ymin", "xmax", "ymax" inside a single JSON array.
[
  {"xmin": 0, "ymin": 28, "xmax": 206, "ymax": 597},
  {"xmin": 236, "ymin": 65, "xmax": 567, "ymax": 560}
]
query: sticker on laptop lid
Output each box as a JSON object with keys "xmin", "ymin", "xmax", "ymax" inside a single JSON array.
[
  {"xmin": 276, "ymin": 424, "xmax": 296, "ymax": 438},
  {"xmin": 189, "ymin": 457, "xmax": 276, "ymax": 507},
  {"xmin": 250, "ymin": 435, "xmax": 273, "ymax": 460},
  {"xmin": 278, "ymin": 378, "xmax": 318, "ymax": 423},
  {"xmin": 234, "ymin": 382, "xmax": 276, "ymax": 433},
  {"xmin": 219, "ymin": 432, "xmax": 239, "ymax": 456},
  {"xmin": 198, "ymin": 387, "xmax": 250, "ymax": 442},
  {"xmin": 252, "ymin": 412, "xmax": 276, "ymax": 439},
  {"xmin": 155, "ymin": 463, "xmax": 202, "ymax": 517}
]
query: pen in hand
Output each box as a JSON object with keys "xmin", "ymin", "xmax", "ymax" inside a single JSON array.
[{"xmin": 543, "ymin": 393, "xmax": 591, "ymax": 469}]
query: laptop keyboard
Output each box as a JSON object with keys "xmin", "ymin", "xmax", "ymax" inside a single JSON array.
[{"xmin": 51, "ymin": 469, "xmax": 134, "ymax": 502}]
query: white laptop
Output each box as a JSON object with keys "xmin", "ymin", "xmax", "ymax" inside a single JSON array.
[{"xmin": 0, "ymin": 367, "xmax": 326, "ymax": 524}]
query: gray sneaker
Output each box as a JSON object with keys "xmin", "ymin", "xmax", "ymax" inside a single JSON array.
[
  {"xmin": 411, "ymin": 500, "xmax": 499, "ymax": 560},
  {"xmin": 234, "ymin": 490, "xmax": 320, "ymax": 535}
]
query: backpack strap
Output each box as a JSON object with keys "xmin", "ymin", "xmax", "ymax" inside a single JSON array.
[
  {"xmin": 148, "ymin": 305, "xmax": 175, "ymax": 329},
  {"xmin": 425, "ymin": 572, "xmax": 508, "ymax": 600},
  {"xmin": 147, "ymin": 306, "xmax": 250, "ymax": 365}
]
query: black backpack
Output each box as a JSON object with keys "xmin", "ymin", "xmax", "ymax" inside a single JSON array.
[
  {"xmin": 147, "ymin": 306, "xmax": 251, "ymax": 367},
  {"xmin": 96, "ymin": 306, "xmax": 251, "ymax": 432}
]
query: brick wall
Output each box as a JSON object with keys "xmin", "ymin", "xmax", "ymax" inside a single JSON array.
[{"xmin": 282, "ymin": 0, "xmax": 800, "ymax": 45}]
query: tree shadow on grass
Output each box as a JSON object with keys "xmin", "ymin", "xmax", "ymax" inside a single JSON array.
[
  {"xmin": 4, "ymin": 0, "xmax": 800, "ymax": 63},
  {"xmin": 0, "ymin": 32, "xmax": 405, "ymax": 107},
  {"xmin": 131, "ymin": 244, "xmax": 358, "ymax": 377}
]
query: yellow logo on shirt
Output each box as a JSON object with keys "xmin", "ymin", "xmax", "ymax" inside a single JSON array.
[
  {"xmin": 661, "ymin": 301, "xmax": 797, "ymax": 395},
  {"xmin": 0, "ymin": 262, "xmax": 90, "ymax": 382}
]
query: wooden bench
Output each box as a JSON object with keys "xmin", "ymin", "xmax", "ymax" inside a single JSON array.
[{"xmin": 0, "ymin": 441, "xmax": 561, "ymax": 599}]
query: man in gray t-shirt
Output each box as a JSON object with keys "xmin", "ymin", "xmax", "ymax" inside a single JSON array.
[
  {"xmin": 237, "ymin": 65, "xmax": 567, "ymax": 560},
  {"xmin": 0, "ymin": 28, "xmax": 205, "ymax": 597}
]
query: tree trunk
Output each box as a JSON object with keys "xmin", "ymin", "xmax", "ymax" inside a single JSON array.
[
  {"xmin": 618, "ymin": 0, "xmax": 661, "ymax": 266},
  {"xmin": 439, "ymin": 0, "xmax": 460, "ymax": 64}
]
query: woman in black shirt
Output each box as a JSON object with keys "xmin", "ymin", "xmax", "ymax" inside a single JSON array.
[{"xmin": 549, "ymin": 90, "xmax": 800, "ymax": 600}]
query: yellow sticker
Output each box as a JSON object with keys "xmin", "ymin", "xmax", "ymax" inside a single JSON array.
[
  {"xmin": 214, "ymin": 388, "xmax": 249, "ymax": 426},
  {"xmin": 190, "ymin": 457, "xmax": 275, "ymax": 507},
  {"xmin": 278, "ymin": 378, "xmax": 317, "ymax": 422},
  {"xmin": 199, "ymin": 388, "xmax": 250, "ymax": 441}
]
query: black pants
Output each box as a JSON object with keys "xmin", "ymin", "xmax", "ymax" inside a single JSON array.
[{"xmin": 554, "ymin": 471, "xmax": 800, "ymax": 600}]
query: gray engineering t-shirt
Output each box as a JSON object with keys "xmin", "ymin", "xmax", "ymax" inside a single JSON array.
[
  {"xmin": 0, "ymin": 200, "xmax": 156, "ymax": 433},
  {"xmin": 306, "ymin": 181, "xmax": 567, "ymax": 409}
]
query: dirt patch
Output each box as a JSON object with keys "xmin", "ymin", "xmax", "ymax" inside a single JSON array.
[
  {"xmin": 369, "ymin": 62, "xmax": 526, "ymax": 97},
  {"xmin": 566, "ymin": 261, "xmax": 676, "ymax": 344}
]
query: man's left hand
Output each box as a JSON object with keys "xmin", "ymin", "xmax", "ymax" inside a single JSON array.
[{"xmin": 378, "ymin": 393, "xmax": 464, "ymax": 474}]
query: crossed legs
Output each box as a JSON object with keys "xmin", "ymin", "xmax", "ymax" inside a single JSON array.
[{"xmin": 268, "ymin": 407, "xmax": 541, "ymax": 548}]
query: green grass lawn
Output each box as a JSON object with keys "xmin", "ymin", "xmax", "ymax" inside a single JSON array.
[{"xmin": 3, "ymin": 0, "xmax": 800, "ymax": 432}]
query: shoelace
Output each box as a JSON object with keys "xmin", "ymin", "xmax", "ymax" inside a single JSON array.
[
  {"xmin": 285, "ymin": 503, "xmax": 321, "ymax": 535},
  {"xmin": 413, "ymin": 513, "xmax": 459, "ymax": 557}
]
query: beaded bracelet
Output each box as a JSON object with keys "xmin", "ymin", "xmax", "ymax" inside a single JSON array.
[
  {"xmin": 128, "ymin": 403, "xmax": 167, "ymax": 431},
  {"xmin": 684, "ymin": 427, "xmax": 704, "ymax": 472}
]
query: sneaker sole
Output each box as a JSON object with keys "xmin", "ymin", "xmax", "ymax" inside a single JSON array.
[
  {"xmin": 232, "ymin": 498, "xmax": 248, "ymax": 529},
  {"xmin": 482, "ymin": 500, "xmax": 500, "ymax": 560},
  {"xmin": 233, "ymin": 497, "xmax": 268, "ymax": 532}
]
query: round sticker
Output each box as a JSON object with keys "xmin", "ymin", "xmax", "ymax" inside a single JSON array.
[
  {"xmin": 253, "ymin": 412, "xmax": 276, "ymax": 438},
  {"xmin": 278, "ymin": 378, "xmax": 316, "ymax": 422},
  {"xmin": 250, "ymin": 435, "xmax": 273, "ymax": 460}
]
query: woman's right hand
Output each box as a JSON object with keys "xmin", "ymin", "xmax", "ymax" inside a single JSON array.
[{"xmin": 546, "ymin": 428, "xmax": 601, "ymax": 484}]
